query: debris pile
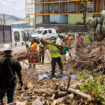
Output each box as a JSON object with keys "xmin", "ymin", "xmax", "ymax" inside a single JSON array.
[
  {"xmin": 15, "ymin": 76, "xmax": 96, "ymax": 105},
  {"xmin": 67, "ymin": 45, "xmax": 105, "ymax": 74}
]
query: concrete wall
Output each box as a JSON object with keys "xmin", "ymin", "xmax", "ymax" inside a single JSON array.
[
  {"xmin": 68, "ymin": 14, "xmax": 93, "ymax": 24},
  {"xmin": 36, "ymin": 16, "xmax": 43, "ymax": 24},
  {"xmin": 37, "ymin": 24, "xmax": 85, "ymax": 32},
  {"xmin": 50, "ymin": 15, "xmax": 68, "ymax": 24}
]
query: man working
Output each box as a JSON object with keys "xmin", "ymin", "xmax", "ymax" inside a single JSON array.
[
  {"xmin": 0, "ymin": 44, "xmax": 23, "ymax": 105},
  {"xmin": 39, "ymin": 40, "xmax": 46, "ymax": 64},
  {"xmin": 46, "ymin": 36, "xmax": 63, "ymax": 78}
]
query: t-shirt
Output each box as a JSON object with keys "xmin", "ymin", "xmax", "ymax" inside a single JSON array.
[
  {"xmin": 0, "ymin": 55, "xmax": 22, "ymax": 88},
  {"xmin": 30, "ymin": 43, "xmax": 37, "ymax": 51},
  {"xmin": 56, "ymin": 38, "xmax": 63, "ymax": 45},
  {"xmin": 60, "ymin": 48, "xmax": 69, "ymax": 55}
]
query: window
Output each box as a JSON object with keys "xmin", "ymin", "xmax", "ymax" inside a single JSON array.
[
  {"xmin": 43, "ymin": 30, "xmax": 47, "ymax": 35},
  {"xmin": 53, "ymin": 3, "xmax": 59, "ymax": 13},
  {"xmin": 14, "ymin": 31, "xmax": 20, "ymax": 42},
  {"xmin": 0, "ymin": 26, "xmax": 12, "ymax": 43},
  {"xmin": 5, "ymin": 30, "xmax": 11, "ymax": 42},
  {"xmin": 48, "ymin": 30, "xmax": 52, "ymax": 33},
  {"xmin": 0, "ymin": 29, "xmax": 3, "ymax": 43},
  {"xmin": 21, "ymin": 31, "xmax": 29, "ymax": 41},
  {"xmin": 68, "ymin": 2, "xmax": 76, "ymax": 13}
]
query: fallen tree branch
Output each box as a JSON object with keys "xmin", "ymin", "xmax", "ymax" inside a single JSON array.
[
  {"xmin": 51, "ymin": 94, "xmax": 74, "ymax": 105},
  {"xmin": 33, "ymin": 89, "xmax": 56, "ymax": 96},
  {"xmin": 60, "ymin": 88, "xmax": 93, "ymax": 101}
]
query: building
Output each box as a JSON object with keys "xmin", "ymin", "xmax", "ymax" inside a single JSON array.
[{"xmin": 26, "ymin": 0, "xmax": 105, "ymax": 24}]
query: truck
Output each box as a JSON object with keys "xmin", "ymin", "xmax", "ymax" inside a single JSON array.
[
  {"xmin": 0, "ymin": 25, "xmax": 31, "ymax": 57},
  {"xmin": 30, "ymin": 27, "xmax": 57, "ymax": 40}
]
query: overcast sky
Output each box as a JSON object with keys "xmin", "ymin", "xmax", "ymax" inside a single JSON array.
[{"xmin": 0, "ymin": 0, "xmax": 25, "ymax": 18}]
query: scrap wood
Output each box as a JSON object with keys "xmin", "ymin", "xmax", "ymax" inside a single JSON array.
[
  {"xmin": 56, "ymin": 91, "xmax": 68, "ymax": 98},
  {"xmin": 93, "ymin": 64, "xmax": 105, "ymax": 73},
  {"xmin": 21, "ymin": 60, "xmax": 29, "ymax": 65},
  {"xmin": 60, "ymin": 88, "xmax": 93, "ymax": 101},
  {"xmin": 33, "ymin": 89, "xmax": 56, "ymax": 96},
  {"xmin": 66, "ymin": 75, "xmax": 71, "ymax": 89},
  {"xmin": 51, "ymin": 94, "xmax": 74, "ymax": 105}
]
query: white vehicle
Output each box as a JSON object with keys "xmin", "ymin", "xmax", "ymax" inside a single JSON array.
[
  {"xmin": 31, "ymin": 28, "xmax": 57, "ymax": 40},
  {"xmin": 0, "ymin": 25, "xmax": 30, "ymax": 56}
]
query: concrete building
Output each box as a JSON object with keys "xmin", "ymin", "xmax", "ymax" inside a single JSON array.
[{"xmin": 26, "ymin": 0, "xmax": 105, "ymax": 24}]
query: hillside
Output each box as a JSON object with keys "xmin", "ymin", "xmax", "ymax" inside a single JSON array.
[{"xmin": 0, "ymin": 14, "xmax": 23, "ymax": 25}]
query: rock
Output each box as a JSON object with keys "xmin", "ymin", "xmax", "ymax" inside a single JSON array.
[
  {"xmin": 32, "ymin": 98, "xmax": 43, "ymax": 105},
  {"xmin": 27, "ymin": 82, "xmax": 33, "ymax": 89},
  {"xmin": 16, "ymin": 101, "xmax": 26, "ymax": 105}
]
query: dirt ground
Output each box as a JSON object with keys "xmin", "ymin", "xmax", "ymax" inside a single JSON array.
[{"xmin": 3, "ymin": 44, "xmax": 105, "ymax": 105}]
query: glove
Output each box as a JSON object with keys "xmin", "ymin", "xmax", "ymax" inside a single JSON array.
[{"xmin": 19, "ymin": 81, "xmax": 23, "ymax": 87}]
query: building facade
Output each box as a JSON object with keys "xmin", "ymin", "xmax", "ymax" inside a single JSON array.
[{"xmin": 26, "ymin": 0, "xmax": 105, "ymax": 24}]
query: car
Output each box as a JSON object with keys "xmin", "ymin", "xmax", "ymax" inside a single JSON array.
[{"xmin": 30, "ymin": 28, "xmax": 57, "ymax": 40}]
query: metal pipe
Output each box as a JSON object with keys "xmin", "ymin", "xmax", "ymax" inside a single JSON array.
[{"xmin": 34, "ymin": 0, "xmax": 37, "ymax": 30}]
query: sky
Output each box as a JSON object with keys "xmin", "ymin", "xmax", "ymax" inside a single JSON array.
[{"xmin": 0, "ymin": 0, "xmax": 25, "ymax": 18}]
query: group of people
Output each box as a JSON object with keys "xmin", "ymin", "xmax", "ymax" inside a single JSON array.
[
  {"xmin": 0, "ymin": 32, "xmax": 84, "ymax": 105},
  {"xmin": 28, "ymin": 39, "xmax": 46, "ymax": 69}
]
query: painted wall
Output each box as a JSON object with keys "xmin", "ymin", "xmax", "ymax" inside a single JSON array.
[
  {"xmin": 68, "ymin": 14, "xmax": 93, "ymax": 24},
  {"xmin": 50, "ymin": 15, "xmax": 68, "ymax": 24},
  {"xmin": 12, "ymin": 24, "xmax": 29, "ymax": 28}
]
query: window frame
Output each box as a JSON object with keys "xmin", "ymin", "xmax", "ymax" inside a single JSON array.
[{"xmin": 14, "ymin": 31, "xmax": 20, "ymax": 42}]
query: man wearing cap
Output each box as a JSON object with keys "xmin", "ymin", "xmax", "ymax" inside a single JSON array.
[
  {"xmin": 0, "ymin": 44, "xmax": 23, "ymax": 105},
  {"xmin": 47, "ymin": 36, "xmax": 63, "ymax": 78}
]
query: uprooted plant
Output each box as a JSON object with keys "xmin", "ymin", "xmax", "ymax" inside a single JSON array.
[{"xmin": 77, "ymin": 72, "xmax": 105, "ymax": 105}]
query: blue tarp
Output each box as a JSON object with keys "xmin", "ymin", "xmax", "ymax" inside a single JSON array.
[{"xmin": 38, "ymin": 70, "xmax": 76, "ymax": 80}]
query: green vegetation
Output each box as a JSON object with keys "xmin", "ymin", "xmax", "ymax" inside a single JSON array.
[
  {"xmin": 77, "ymin": 72, "xmax": 105, "ymax": 105},
  {"xmin": 83, "ymin": 34, "xmax": 93, "ymax": 46}
]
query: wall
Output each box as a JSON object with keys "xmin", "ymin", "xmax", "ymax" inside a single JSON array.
[
  {"xmin": 68, "ymin": 14, "xmax": 93, "ymax": 24},
  {"xmin": 36, "ymin": 15, "xmax": 43, "ymax": 24},
  {"xmin": 37, "ymin": 24, "xmax": 85, "ymax": 32},
  {"xmin": 12, "ymin": 24, "xmax": 29, "ymax": 28},
  {"xmin": 50, "ymin": 15, "xmax": 68, "ymax": 24},
  {"xmin": 43, "ymin": 15, "xmax": 50, "ymax": 23}
]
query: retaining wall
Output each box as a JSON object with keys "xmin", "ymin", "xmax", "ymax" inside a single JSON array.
[{"xmin": 37, "ymin": 24, "xmax": 85, "ymax": 32}]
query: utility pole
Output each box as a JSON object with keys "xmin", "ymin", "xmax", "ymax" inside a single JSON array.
[
  {"xmin": 3, "ymin": 14, "xmax": 6, "ymax": 25},
  {"xmin": 34, "ymin": 0, "xmax": 37, "ymax": 30},
  {"xmin": 28, "ymin": 8, "xmax": 30, "ymax": 28}
]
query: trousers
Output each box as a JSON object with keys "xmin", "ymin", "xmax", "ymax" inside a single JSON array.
[
  {"xmin": 51, "ymin": 57, "xmax": 63, "ymax": 76},
  {"xmin": 0, "ymin": 86, "xmax": 15, "ymax": 105}
]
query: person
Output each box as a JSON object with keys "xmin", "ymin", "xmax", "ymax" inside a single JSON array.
[
  {"xmin": 39, "ymin": 40, "xmax": 46, "ymax": 64},
  {"xmin": 66, "ymin": 33, "xmax": 72, "ymax": 44},
  {"xmin": 0, "ymin": 44, "xmax": 23, "ymax": 105},
  {"xmin": 76, "ymin": 32, "xmax": 84, "ymax": 48},
  {"xmin": 56, "ymin": 34, "xmax": 64, "ymax": 45},
  {"xmin": 57, "ymin": 34, "xmax": 69, "ymax": 64},
  {"xmin": 28, "ymin": 39, "xmax": 38, "ymax": 69},
  {"xmin": 46, "ymin": 36, "xmax": 63, "ymax": 78}
]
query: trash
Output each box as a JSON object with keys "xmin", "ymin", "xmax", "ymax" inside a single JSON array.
[
  {"xmin": 32, "ymin": 98, "xmax": 43, "ymax": 105},
  {"xmin": 71, "ymin": 75, "xmax": 76, "ymax": 80},
  {"xmin": 61, "ymin": 76, "xmax": 67, "ymax": 80},
  {"xmin": 38, "ymin": 73, "xmax": 50, "ymax": 80}
]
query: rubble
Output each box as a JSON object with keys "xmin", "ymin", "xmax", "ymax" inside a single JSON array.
[{"xmin": 4, "ymin": 43, "xmax": 105, "ymax": 105}]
